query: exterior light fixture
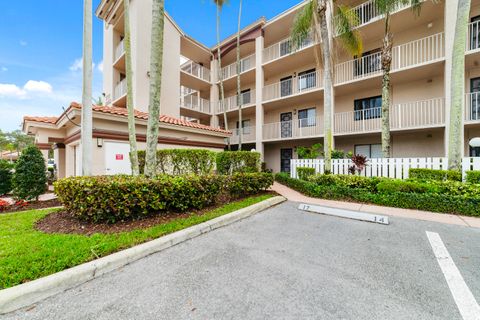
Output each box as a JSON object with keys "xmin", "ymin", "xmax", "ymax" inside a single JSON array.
[
  {"xmin": 97, "ymin": 138, "xmax": 103, "ymax": 148},
  {"xmin": 469, "ymin": 137, "xmax": 480, "ymax": 148}
]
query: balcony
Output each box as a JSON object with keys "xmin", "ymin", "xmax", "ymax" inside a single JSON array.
[
  {"xmin": 263, "ymin": 116, "xmax": 323, "ymax": 142},
  {"xmin": 334, "ymin": 97, "xmax": 445, "ymax": 135},
  {"xmin": 181, "ymin": 60, "xmax": 210, "ymax": 82},
  {"xmin": 180, "ymin": 95, "xmax": 211, "ymax": 114},
  {"xmin": 114, "ymin": 39, "xmax": 125, "ymax": 62},
  {"xmin": 465, "ymin": 92, "xmax": 480, "ymax": 123},
  {"xmin": 467, "ymin": 20, "xmax": 480, "ymax": 53},
  {"xmin": 263, "ymin": 70, "xmax": 322, "ymax": 102},
  {"xmin": 230, "ymin": 127, "xmax": 256, "ymax": 144},
  {"xmin": 263, "ymin": 31, "xmax": 315, "ymax": 64},
  {"xmin": 334, "ymin": 32, "xmax": 444, "ymax": 86},
  {"xmin": 217, "ymin": 89, "xmax": 256, "ymax": 113},
  {"xmin": 114, "ymin": 78, "xmax": 127, "ymax": 101},
  {"xmin": 221, "ymin": 54, "xmax": 255, "ymax": 81}
]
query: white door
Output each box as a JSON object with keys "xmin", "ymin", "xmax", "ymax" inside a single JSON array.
[
  {"xmin": 74, "ymin": 145, "xmax": 82, "ymax": 176},
  {"xmin": 105, "ymin": 142, "xmax": 132, "ymax": 175}
]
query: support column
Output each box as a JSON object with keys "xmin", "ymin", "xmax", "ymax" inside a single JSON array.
[
  {"xmin": 255, "ymin": 35, "xmax": 265, "ymax": 160},
  {"xmin": 210, "ymin": 59, "xmax": 220, "ymax": 128},
  {"xmin": 53, "ymin": 143, "xmax": 66, "ymax": 179}
]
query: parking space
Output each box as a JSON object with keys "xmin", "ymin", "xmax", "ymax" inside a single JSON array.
[{"xmin": 2, "ymin": 201, "xmax": 479, "ymax": 320}]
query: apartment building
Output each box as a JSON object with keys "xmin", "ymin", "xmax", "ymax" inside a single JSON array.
[{"xmin": 29, "ymin": 0, "xmax": 478, "ymax": 176}]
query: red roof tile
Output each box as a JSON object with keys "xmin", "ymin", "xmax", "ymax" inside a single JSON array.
[{"xmin": 23, "ymin": 116, "xmax": 58, "ymax": 124}]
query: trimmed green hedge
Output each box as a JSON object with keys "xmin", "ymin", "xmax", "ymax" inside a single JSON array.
[
  {"xmin": 297, "ymin": 167, "xmax": 315, "ymax": 181},
  {"xmin": 216, "ymin": 151, "xmax": 260, "ymax": 175},
  {"xmin": 55, "ymin": 173, "xmax": 273, "ymax": 222},
  {"xmin": 137, "ymin": 149, "xmax": 216, "ymax": 175},
  {"xmin": 275, "ymin": 173, "xmax": 480, "ymax": 216},
  {"xmin": 0, "ymin": 160, "xmax": 13, "ymax": 195},
  {"xmin": 466, "ymin": 170, "xmax": 480, "ymax": 184},
  {"xmin": 409, "ymin": 168, "xmax": 462, "ymax": 182}
]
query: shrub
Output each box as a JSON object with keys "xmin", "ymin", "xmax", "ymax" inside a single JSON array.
[
  {"xmin": 376, "ymin": 179, "xmax": 439, "ymax": 194},
  {"xmin": 0, "ymin": 160, "xmax": 13, "ymax": 195},
  {"xmin": 225, "ymin": 173, "xmax": 274, "ymax": 198},
  {"xmin": 297, "ymin": 143, "xmax": 323, "ymax": 159},
  {"xmin": 297, "ymin": 167, "xmax": 315, "ymax": 180},
  {"xmin": 0, "ymin": 199, "xmax": 10, "ymax": 212},
  {"xmin": 12, "ymin": 146, "xmax": 47, "ymax": 200},
  {"xmin": 216, "ymin": 151, "xmax": 260, "ymax": 175},
  {"xmin": 409, "ymin": 168, "xmax": 462, "ymax": 182},
  {"xmin": 137, "ymin": 149, "xmax": 216, "ymax": 175},
  {"xmin": 466, "ymin": 170, "xmax": 480, "ymax": 184}
]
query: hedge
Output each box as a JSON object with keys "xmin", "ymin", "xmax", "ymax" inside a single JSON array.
[
  {"xmin": 275, "ymin": 173, "xmax": 480, "ymax": 216},
  {"xmin": 297, "ymin": 167, "xmax": 315, "ymax": 181},
  {"xmin": 55, "ymin": 173, "xmax": 273, "ymax": 222},
  {"xmin": 137, "ymin": 149, "xmax": 216, "ymax": 175},
  {"xmin": 0, "ymin": 160, "xmax": 13, "ymax": 195},
  {"xmin": 466, "ymin": 170, "xmax": 480, "ymax": 184},
  {"xmin": 409, "ymin": 168, "xmax": 462, "ymax": 182},
  {"xmin": 216, "ymin": 151, "xmax": 260, "ymax": 175}
]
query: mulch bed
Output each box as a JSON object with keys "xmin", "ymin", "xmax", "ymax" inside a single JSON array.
[
  {"xmin": 0, "ymin": 199, "xmax": 62, "ymax": 214},
  {"xmin": 35, "ymin": 191, "xmax": 277, "ymax": 236}
]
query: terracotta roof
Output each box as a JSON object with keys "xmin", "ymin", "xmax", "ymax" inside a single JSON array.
[{"xmin": 25, "ymin": 103, "xmax": 231, "ymax": 135}]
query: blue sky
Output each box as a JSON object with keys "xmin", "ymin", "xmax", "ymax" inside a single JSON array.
[{"xmin": 0, "ymin": 0, "xmax": 301, "ymax": 132}]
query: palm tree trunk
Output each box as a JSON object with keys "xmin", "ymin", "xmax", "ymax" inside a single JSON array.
[
  {"xmin": 144, "ymin": 0, "xmax": 165, "ymax": 177},
  {"xmin": 216, "ymin": 4, "xmax": 230, "ymax": 150},
  {"xmin": 81, "ymin": 0, "xmax": 93, "ymax": 176},
  {"xmin": 381, "ymin": 13, "xmax": 392, "ymax": 158},
  {"xmin": 236, "ymin": 0, "xmax": 243, "ymax": 150},
  {"xmin": 124, "ymin": 0, "xmax": 140, "ymax": 175}
]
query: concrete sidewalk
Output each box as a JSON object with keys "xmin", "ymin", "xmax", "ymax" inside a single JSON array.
[{"xmin": 271, "ymin": 182, "xmax": 480, "ymax": 229}]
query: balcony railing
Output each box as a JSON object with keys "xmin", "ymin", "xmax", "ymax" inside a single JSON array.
[
  {"xmin": 263, "ymin": 31, "xmax": 315, "ymax": 64},
  {"xmin": 221, "ymin": 54, "xmax": 255, "ymax": 80},
  {"xmin": 114, "ymin": 78, "xmax": 127, "ymax": 100},
  {"xmin": 263, "ymin": 116, "xmax": 323, "ymax": 141},
  {"xmin": 263, "ymin": 70, "xmax": 322, "ymax": 102},
  {"xmin": 467, "ymin": 20, "xmax": 480, "ymax": 52},
  {"xmin": 230, "ymin": 126, "xmax": 256, "ymax": 144},
  {"xmin": 181, "ymin": 95, "xmax": 211, "ymax": 114},
  {"xmin": 114, "ymin": 40, "xmax": 125, "ymax": 61},
  {"xmin": 465, "ymin": 92, "xmax": 480, "ymax": 122},
  {"xmin": 335, "ymin": 32, "xmax": 444, "ymax": 85},
  {"xmin": 217, "ymin": 90, "xmax": 256, "ymax": 113},
  {"xmin": 334, "ymin": 97, "xmax": 445, "ymax": 134},
  {"xmin": 181, "ymin": 61, "xmax": 211, "ymax": 82}
]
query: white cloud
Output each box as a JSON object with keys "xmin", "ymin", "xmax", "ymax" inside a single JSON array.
[
  {"xmin": 19, "ymin": 40, "xmax": 27, "ymax": 47},
  {"xmin": 0, "ymin": 84, "xmax": 25, "ymax": 98},
  {"xmin": 24, "ymin": 80, "xmax": 53, "ymax": 94},
  {"xmin": 1, "ymin": 67, "xmax": 7, "ymax": 72},
  {"xmin": 97, "ymin": 60, "xmax": 104, "ymax": 73},
  {"xmin": 69, "ymin": 58, "xmax": 95, "ymax": 72},
  {"xmin": 0, "ymin": 80, "xmax": 53, "ymax": 98}
]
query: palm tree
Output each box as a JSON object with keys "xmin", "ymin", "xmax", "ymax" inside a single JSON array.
[
  {"xmin": 236, "ymin": 0, "xmax": 243, "ymax": 150},
  {"xmin": 448, "ymin": 0, "xmax": 471, "ymax": 170},
  {"xmin": 376, "ymin": 0, "xmax": 422, "ymax": 158},
  {"xmin": 81, "ymin": 0, "xmax": 93, "ymax": 176},
  {"xmin": 291, "ymin": 0, "xmax": 362, "ymax": 172},
  {"xmin": 213, "ymin": 0, "xmax": 230, "ymax": 149},
  {"xmin": 144, "ymin": 0, "xmax": 165, "ymax": 177},
  {"xmin": 124, "ymin": 0, "xmax": 140, "ymax": 175}
]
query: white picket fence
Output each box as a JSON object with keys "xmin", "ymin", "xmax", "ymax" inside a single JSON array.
[{"xmin": 291, "ymin": 157, "xmax": 480, "ymax": 180}]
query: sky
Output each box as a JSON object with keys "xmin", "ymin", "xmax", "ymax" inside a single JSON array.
[{"xmin": 0, "ymin": 0, "xmax": 301, "ymax": 132}]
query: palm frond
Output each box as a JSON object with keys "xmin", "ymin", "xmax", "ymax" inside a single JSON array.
[
  {"xmin": 291, "ymin": 1, "xmax": 315, "ymax": 51},
  {"xmin": 335, "ymin": 5, "xmax": 363, "ymax": 56},
  {"xmin": 212, "ymin": 0, "xmax": 229, "ymax": 10}
]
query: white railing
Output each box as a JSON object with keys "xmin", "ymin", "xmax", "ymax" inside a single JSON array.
[
  {"xmin": 221, "ymin": 54, "xmax": 255, "ymax": 81},
  {"xmin": 114, "ymin": 39, "xmax": 125, "ymax": 61},
  {"xmin": 114, "ymin": 78, "xmax": 127, "ymax": 100},
  {"xmin": 263, "ymin": 116, "xmax": 323, "ymax": 141},
  {"xmin": 217, "ymin": 90, "xmax": 256, "ymax": 113},
  {"xmin": 467, "ymin": 20, "xmax": 480, "ymax": 52},
  {"xmin": 263, "ymin": 70, "xmax": 322, "ymax": 102},
  {"xmin": 334, "ymin": 98, "xmax": 445, "ymax": 134},
  {"xmin": 335, "ymin": 32, "xmax": 444, "ymax": 85},
  {"xmin": 181, "ymin": 60, "xmax": 211, "ymax": 82},
  {"xmin": 230, "ymin": 126, "xmax": 256, "ymax": 144},
  {"xmin": 181, "ymin": 95, "xmax": 211, "ymax": 114},
  {"xmin": 465, "ymin": 92, "xmax": 480, "ymax": 122},
  {"xmin": 263, "ymin": 31, "xmax": 315, "ymax": 64}
]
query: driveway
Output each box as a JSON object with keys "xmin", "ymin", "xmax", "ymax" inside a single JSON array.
[{"xmin": 2, "ymin": 201, "xmax": 480, "ymax": 320}]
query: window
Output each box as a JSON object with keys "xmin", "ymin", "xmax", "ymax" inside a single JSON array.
[
  {"xmin": 241, "ymin": 89, "xmax": 251, "ymax": 105},
  {"xmin": 354, "ymin": 48, "xmax": 381, "ymax": 77},
  {"xmin": 236, "ymin": 119, "xmax": 251, "ymax": 135},
  {"xmin": 470, "ymin": 77, "xmax": 480, "ymax": 121},
  {"xmin": 298, "ymin": 69, "xmax": 316, "ymax": 91},
  {"xmin": 355, "ymin": 144, "xmax": 382, "ymax": 158},
  {"xmin": 298, "ymin": 108, "xmax": 316, "ymax": 127},
  {"xmin": 280, "ymin": 40, "xmax": 292, "ymax": 56},
  {"xmin": 354, "ymin": 96, "xmax": 382, "ymax": 121},
  {"xmin": 470, "ymin": 15, "xmax": 480, "ymax": 50},
  {"xmin": 280, "ymin": 76, "xmax": 293, "ymax": 97}
]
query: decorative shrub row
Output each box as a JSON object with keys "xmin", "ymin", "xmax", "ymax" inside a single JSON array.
[
  {"xmin": 409, "ymin": 168, "xmax": 462, "ymax": 182},
  {"xmin": 137, "ymin": 149, "xmax": 216, "ymax": 175},
  {"xmin": 466, "ymin": 170, "xmax": 480, "ymax": 184},
  {"xmin": 0, "ymin": 160, "xmax": 13, "ymax": 196},
  {"xmin": 216, "ymin": 151, "xmax": 260, "ymax": 174},
  {"xmin": 55, "ymin": 173, "xmax": 273, "ymax": 223},
  {"xmin": 297, "ymin": 167, "xmax": 315, "ymax": 181},
  {"xmin": 275, "ymin": 173, "xmax": 480, "ymax": 216}
]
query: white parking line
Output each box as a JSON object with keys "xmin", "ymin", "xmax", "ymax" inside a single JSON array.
[{"xmin": 426, "ymin": 231, "xmax": 480, "ymax": 320}]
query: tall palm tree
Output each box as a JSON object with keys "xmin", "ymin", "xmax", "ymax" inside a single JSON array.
[
  {"xmin": 144, "ymin": 0, "xmax": 165, "ymax": 177},
  {"xmin": 448, "ymin": 0, "xmax": 471, "ymax": 170},
  {"xmin": 376, "ymin": 0, "xmax": 422, "ymax": 158},
  {"xmin": 292, "ymin": 0, "xmax": 362, "ymax": 172},
  {"xmin": 124, "ymin": 0, "xmax": 140, "ymax": 175},
  {"xmin": 236, "ymin": 0, "xmax": 243, "ymax": 150},
  {"xmin": 81, "ymin": 0, "xmax": 93, "ymax": 176},
  {"xmin": 213, "ymin": 0, "xmax": 230, "ymax": 150}
]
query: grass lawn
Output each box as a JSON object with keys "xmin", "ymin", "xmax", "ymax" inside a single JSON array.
[{"xmin": 0, "ymin": 194, "xmax": 273, "ymax": 290}]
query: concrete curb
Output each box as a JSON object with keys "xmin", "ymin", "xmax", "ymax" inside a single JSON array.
[{"xmin": 0, "ymin": 196, "xmax": 286, "ymax": 315}]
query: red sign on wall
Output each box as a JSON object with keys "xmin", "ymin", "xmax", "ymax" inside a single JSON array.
[{"xmin": 116, "ymin": 154, "xmax": 124, "ymax": 160}]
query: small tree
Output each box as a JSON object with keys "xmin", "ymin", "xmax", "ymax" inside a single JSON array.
[
  {"xmin": 12, "ymin": 146, "xmax": 47, "ymax": 200},
  {"xmin": 297, "ymin": 143, "xmax": 323, "ymax": 159},
  {"xmin": 0, "ymin": 159, "xmax": 13, "ymax": 195}
]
